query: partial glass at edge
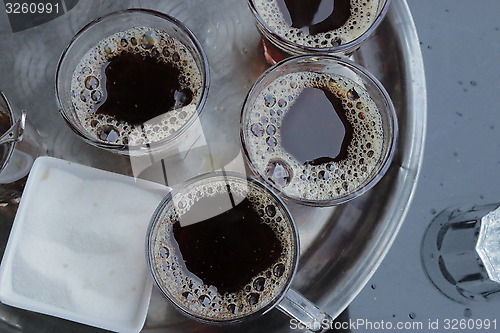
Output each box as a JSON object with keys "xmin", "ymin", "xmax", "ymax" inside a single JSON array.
[
  {"xmin": 0, "ymin": 91, "xmax": 44, "ymax": 203},
  {"xmin": 146, "ymin": 172, "xmax": 332, "ymax": 332},
  {"xmin": 247, "ymin": 0, "xmax": 392, "ymax": 58},
  {"xmin": 0, "ymin": 92, "xmax": 16, "ymax": 175},
  {"xmin": 55, "ymin": 9, "xmax": 209, "ymax": 156}
]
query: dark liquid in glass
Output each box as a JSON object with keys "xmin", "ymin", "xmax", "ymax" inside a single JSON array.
[
  {"xmin": 276, "ymin": 0, "xmax": 352, "ymax": 35},
  {"xmin": 280, "ymin": 87, "xmax": 353, "ymax": 166},
  {"xmin": 0, "ymin": 112, "xmax": 11, "ymax": 158},
  {"xmin": 173, "ymin": 191, "xmax": 283, "ymax": 294},
  {"xmin": 0, "ymin": 113, "xmax": 10, "ymax": 135},
  {"xmin": 96, "ymin": 52, "xmax": 193, "ymax": 125}
]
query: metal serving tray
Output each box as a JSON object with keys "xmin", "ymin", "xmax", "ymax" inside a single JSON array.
[{"xmin": 0, "ymin": 0, "xmax": 425, "ymax": 332}]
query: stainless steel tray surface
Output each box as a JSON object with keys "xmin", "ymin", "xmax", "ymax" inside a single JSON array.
[{"xmin": 0, "ymin": 0, "xmax": 426, "ymax": 332}]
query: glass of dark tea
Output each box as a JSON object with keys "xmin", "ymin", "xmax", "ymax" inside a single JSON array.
[
  {"xmin": 147, "ymin": 172, "xmax": 332, "ymax": 330},
  {"xmin": 240, "ymin": 55, "xmax": 397, "ymax": 206},
  {"xmin": 56, "ymin": 9, "xmax": 209, "ymax": 156},
  {"xmin": 247, "ymin": 0, "xmax": 392, "ymax": 63}
]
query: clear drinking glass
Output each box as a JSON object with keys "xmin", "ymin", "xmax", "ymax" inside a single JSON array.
[
  {"xmin": 147, "ymin": 172, "xmax": 332, "ymax": 332},
  {"xmin": 55, "ymin": 9, "xmax": 209, "ymax": 156},
  {"xmin": 240, "ymin": 55, "xmax": 397, "ymax": 206},
  {"xmin": 0, "ymin": 91, "xmax": 45, "ymax": 203},
  {"xmin": 247, "ymin": 0, "xmax": 392, "ymax": 63}
]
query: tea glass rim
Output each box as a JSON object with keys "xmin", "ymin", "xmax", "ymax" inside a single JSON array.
[
  {"xmin": 0, "ymin": 91, "xmax": 17, "ymax": 174},
  {"xmin": 247, "ymin": 0, "xmax": 392, "ymax": 56},
  {"xmin": 146, "ymin": 171, "xmax": 300, "ymax": 324},
  {"xmin": 55, "ymin": 8, "xmax": 210, "ymax": 156},
  {"xmin": 240, "ymin": 55, "xmax": 398, "ymax": 207}
]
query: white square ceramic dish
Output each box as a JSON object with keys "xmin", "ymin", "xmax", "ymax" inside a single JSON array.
[{"xmin": 0, "ymin": 156, "xmax": 170, "ymax": 333}]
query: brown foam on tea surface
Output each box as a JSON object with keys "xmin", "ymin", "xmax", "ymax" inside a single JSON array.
[
  {"xmin": 150, "ymin": 176, "xmax": 296, "ymax": 321},
  {"xmin": 71, "ymin": 27, "xmax": 203, "ymax": 146},
  {"xmin": 254, "ymin": 0, "xmax": 380, "ymax": 48},
  {"xmin": 243, "ymin": 71, "xmax": 385, "ymax": 202}
]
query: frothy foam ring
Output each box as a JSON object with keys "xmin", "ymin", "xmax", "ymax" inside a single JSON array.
[
  {"xmin": 243, "ymin": 71, "xmax": 385, "ymax": 202},
  {"xmin": 150, "ymin": 176, "xmax": 296, "ymax": 321},
  {"xmin": 254, "ymin": 0, "xmax": 380, "ymax": 48},
  {"xmin": 70, "ymin": 27, "xmax": 203, "ymax": 146}
]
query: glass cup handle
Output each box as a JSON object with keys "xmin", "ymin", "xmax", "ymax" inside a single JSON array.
[
  {"xmin": 277, "ymin": 289, "xmax": 333, "ymax": 332},
  {"xmin": 476, "ymin": 204, "xmax": 500, "ymax": 283}
]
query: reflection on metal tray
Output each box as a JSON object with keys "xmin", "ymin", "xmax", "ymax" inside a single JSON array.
[{"xmin": 0, "ymin": 0, "xmax": 425, "ymax": 332}]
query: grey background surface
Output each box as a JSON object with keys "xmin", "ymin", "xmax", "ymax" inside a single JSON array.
[{"xmin": 346, "ymin": 0, "xmax": 500, "ymax": 331}]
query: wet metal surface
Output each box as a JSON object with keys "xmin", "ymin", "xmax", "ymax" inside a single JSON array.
[{"xmin": 0, "ymin": 1, "xmax": 425, "ymax": 332}]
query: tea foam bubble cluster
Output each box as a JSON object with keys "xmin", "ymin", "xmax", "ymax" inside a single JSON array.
[
  {"xmin": 243, "ymin": 71, "xmax": 385, "ymax": 202},
  {"xmin": 71, "ymin": 27, "xmax": 203, "ymax": 146},
  {"xmin": 150, "ymin": 176, "xmax": 296, "ymax": 321},
  {"xmin": 254, "ymin": 0, "xmax": 379, "ymax": 48}
]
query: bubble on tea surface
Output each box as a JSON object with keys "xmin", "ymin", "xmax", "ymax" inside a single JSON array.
[
  {"xmin": 103, "ymin": 44, "xmax": 114, "ymax": 56},
  {"xmin": 243, "ymin": 71, "xmax": 385, "ymax": 202},
  {"xmin": 173, "ymin": 88, "xmax": 193, "ymax": 109},
  {"xmin": 251, "ymin": 123, "xmax": 265, "ymax": 137},
  {"xmin": 182, "ymin": 291, "xmax": 194, "ymax": 301},
  {"xmin": 227, "ymin": 303, "xmax": 238, "ymax": 314},
  {"xmin": 141, "ymin": 31, "xmax": 159, "ymax": 49},
  {"xmin": 161, "ymin": 261, "xmax": 170, "ymax": 272},
  {"xmin": 265, "ymin": 205, "xmax": 276, "ymax": 217},
  {"xmin": 246, "ymin": 293, "xmax": 260, "ymax": 306},
  {"xmin": 265, "ymin": 159, "xmax": 293, "ymax": 188},
  {"xmin": 199, "ymin": 295, "xmax": 211, "ymax": 307},
  {"xmin": 264, "ymin": 95, "xmax": 276, "ymax": 108},
  {"xmin": 253, "ymin": 0, "xmax": 381, "ymax": 48},
  {"xmin": 81, "ymin": 66, "xmax": 92, "ymax": 76},
  {"xmin": 159, "ymin": 246, "xmax": 169, "ymax": 259},
  {"xmin": 151, "ymin": 48, "xmax": 160, "ymax": 58},
  {"xmin": 84, "ymin": 76, "xmax": 99, "ymax": 90},
  {"xmin": 266, "ymin": 124, "xmax": 276, "ymax": 135},
  {"xmin": 347, "ymin": 88, "xmax": 360, "ymax": 100},
  {"xmin": 273, "ymin": 263, "xmax": 285, "ymax": 277},
  {"xmin": 253, "ymin": 277, "xmax": 266, "ymax": 291},
  {"xmin": 90, "ymin": 90, "xmax": 102, "ymax": 102},
  {"xmin": 70, "ymin": 27, "xmax": 204, "ymax": 146},
  {"xmin": 97, "ymin": 125, "xmax": 120, "ymax": 143},
  {"xmin": 149, "ymin": 177, "xmax": 296, "ymax": 321},
  {"xmin": 318, "ymin": 170, "xmax": 329, "ymax": 180},
  {"xmin": 172, "ymin": 52, "xmax": 180, "ymax": 62},
  {"xmin": 80, "ymin": 90, "xmax": 91, "ymax": 102},
  {"xmin": 266, "ymin": 137, "xmax": 277, "ymax": 147}
]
